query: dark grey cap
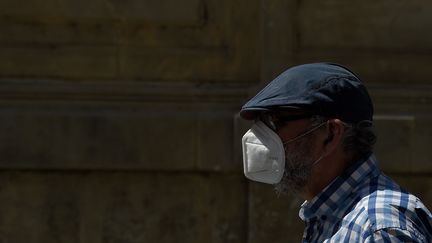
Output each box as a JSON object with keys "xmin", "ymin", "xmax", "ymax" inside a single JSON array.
[{"xmin": 240, "ymin": 63, "xmax": 373, "ymax": 123}]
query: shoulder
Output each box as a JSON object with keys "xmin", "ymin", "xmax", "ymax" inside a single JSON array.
[
  {"xmin": 333, "ymin": 174, "xmax": 432, "ymax": 242},
  {"xmin": 342, "ymin": 177, "xmax": 432, "ymax": 242}
]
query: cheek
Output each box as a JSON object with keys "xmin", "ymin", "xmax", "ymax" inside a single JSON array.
[
  {"xmin": 287, "ymin": 136, "xmax": 321, "ymax": 159},
  {"xmin": 285, "ymin": 138, "xmax": 314, "ymax": 160}
]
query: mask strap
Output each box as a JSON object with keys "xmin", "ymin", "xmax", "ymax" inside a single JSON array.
[
  {"xmin": 311, "ymin": 154, "xmax": 325, "ymax": 167},
  {"xmin": 282, "ymin": 121, "xmax": 327, "ymax": 145}
]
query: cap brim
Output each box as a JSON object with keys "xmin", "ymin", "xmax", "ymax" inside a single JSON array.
[
  {"xmin": 239, "ymin": 108, "xmax": 269, "ymax": 120},
  {"xmin": 239, "ymin": 106, "xmax": 304, "ymax": 120}
]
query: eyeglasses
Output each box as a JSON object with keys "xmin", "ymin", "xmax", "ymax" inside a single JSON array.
[{"xmin": 259, "ymin": 113, "xmax": 313, "ymax": 132}]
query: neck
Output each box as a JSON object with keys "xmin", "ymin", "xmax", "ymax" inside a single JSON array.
[{"xmin": 300, "ymin": 153, "xmax": 351, "ymax": 200}]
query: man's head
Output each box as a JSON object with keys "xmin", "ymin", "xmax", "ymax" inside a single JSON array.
[{"xmin": 241, "ymin": 63, "xmax": 376, "ymax": 198}]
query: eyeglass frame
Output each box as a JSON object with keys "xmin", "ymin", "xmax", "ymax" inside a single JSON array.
[{"xmin": 258, "ymin": 112, "xmax": 315, "ymax": 132}]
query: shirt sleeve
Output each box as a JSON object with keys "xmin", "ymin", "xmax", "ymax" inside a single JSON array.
[{"xmin": 364, "ymin": 227, "xmax": 427, "ymax": 243}]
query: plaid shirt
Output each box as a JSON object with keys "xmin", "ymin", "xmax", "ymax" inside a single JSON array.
[{"xmin": 299, "ymin": 155, "xmax": 432, "ymax": 242}]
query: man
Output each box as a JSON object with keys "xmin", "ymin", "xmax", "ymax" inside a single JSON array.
[{"xmin": 240, "ymin": 63, "xmax": 432, "ymax": 242}]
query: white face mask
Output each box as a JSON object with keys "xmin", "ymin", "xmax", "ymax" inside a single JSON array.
[
  {"xmin": 242, "ymin": 120, "xmax": 285, "ymax": 184},
  {"xmin": 242, "ymin": 120, "xmax": 327, "ymax": 184}
]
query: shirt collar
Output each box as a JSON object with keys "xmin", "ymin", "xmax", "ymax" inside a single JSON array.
[{"xmin": 299, "ymin": 154, "xmax": 380, "ymax": 221}]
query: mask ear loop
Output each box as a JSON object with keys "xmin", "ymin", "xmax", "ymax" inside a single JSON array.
[
  {"xmin": 283, "ymin": 121, "xmax": 329, "ymax": 168},
  {"xmin": 282, "ymin": 121, "xmax": 328, "ymax": 145},
  {"xmin": 311, "ymin": 154, "xmax": 325, "ymax": 167}
]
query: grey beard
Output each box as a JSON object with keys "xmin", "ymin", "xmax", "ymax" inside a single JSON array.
[{"xmin": 274, "ymin": 139, "xmax": 315, "ymax": 196}]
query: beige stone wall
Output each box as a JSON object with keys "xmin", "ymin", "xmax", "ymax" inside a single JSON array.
[{"xmin": 0, "ymin": 0, "xmax": 431, "ymax": 242}]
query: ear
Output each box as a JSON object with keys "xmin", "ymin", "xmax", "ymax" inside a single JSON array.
[{"xmin": 322, "ymin": 119, "xmax": 345, "ymax": 155}]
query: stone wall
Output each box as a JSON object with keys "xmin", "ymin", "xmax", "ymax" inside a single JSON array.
[
  {"xmin": 254, "ymin": 1, "xmax": 432, "ymax": 242},
  {"xmin": 0, "ymin": 0, "xmax": 431, "ymax": 242}
]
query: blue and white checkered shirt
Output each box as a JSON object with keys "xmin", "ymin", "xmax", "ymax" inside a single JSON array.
[{"xmin": 299, "ymin": 154, "xmax": 432, "ymax": 242}]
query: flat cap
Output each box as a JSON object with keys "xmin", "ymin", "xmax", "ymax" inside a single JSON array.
[{"xmin": 240, "ymin": 63, "xmax": 373, "ymax": 123}]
